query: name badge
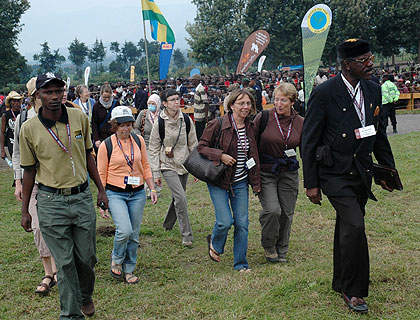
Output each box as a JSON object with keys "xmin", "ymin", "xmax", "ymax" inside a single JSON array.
[
  {"xmin": 284, "ymin": 149, "xmax": 296, "ymax": 157},
  {"xmin": 245, "ymin": 157, "xmax": 256, "ymax": 170},
  {"xmin": 354, "ymin": 125, "xmax": 376, "ymax": 139},
  {"xmin": 124, "ymin": 176, "xmax": 140, "ymax": 185}
]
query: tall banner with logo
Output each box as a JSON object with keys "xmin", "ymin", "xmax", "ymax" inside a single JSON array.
[
  {"xmin": 301, "ymin": 4, "xmax": 332, "ymax": 105},
  {"xmin": 130, "ymin": 66, "xmax": 135, "ymax": 82},
  {"xmin": 236, "ymin": 30, "xmax": 270, "ymax": 74},
  {"xmin": 159, "ymin": 42, "xmax": 174, "ymax": 80},
  {"xmin": 84, "ymin": 66, "xmax": 91, "ymax": 86}
]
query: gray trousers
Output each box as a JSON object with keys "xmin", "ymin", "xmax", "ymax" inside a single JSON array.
[
  {"xmin": 161, "ymin": 171, "xmax": 193, "ymax": 242},
  {"xmin": 258, "ymin": 170, "xmax": 298, "ymax": 257}
]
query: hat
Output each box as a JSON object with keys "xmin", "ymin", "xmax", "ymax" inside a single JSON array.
[
  {"xmin": 110, "ymin": 106, "xmax": 135, "ymax": 123},
  {"xmin": 337, "ymin": 39, "xmax": 370, "ymax": 60},
  {"xmin": 405, "ymin": 80, "xmax": 410, "ymax": 85},
  {"xmin": 26, "ymin": 77, "xmax": 37, "ymax": 96},
  {"xmin": 147, "ymin": 93, "xmax": 161, "ymax": 109},
  {"xmin": 36, "ymin": 72, "xmax": 65, "ymax": 90},
  {"xmin": 5, "ymin": 91, "xmax": 23, "ymax": 107}
]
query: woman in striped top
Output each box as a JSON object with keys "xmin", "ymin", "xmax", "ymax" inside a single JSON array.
[{"xmin": 197, "ymin": 89, "xmax": 261, "ymax": 272}]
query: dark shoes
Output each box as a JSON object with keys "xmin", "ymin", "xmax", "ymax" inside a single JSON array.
[
  {"xmin": 342, "ymin": 293, "xmax": 368, "ymax": 313},
  {"xmin": 81, "ymin": 300, "xmax": 95, "ymax": 317},
  {"xmin": 264, "ymin": 247, "xmax": 288, "ymax": 263},
  {"xmin": 393, "ymin": 129, "xmax": 398, "ymax": 133}
]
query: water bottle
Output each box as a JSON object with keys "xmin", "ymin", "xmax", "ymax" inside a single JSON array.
[{"xmin": 4, "ymin": 157, "xmax": 13, "ymax": 168}]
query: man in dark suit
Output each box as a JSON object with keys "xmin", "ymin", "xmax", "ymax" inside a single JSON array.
[
  {"xmin": 301, "ymin": 39, "xmax": 396, "ymax": 313},
  {"xmin": 134, "ymin": 81, "xmax": 148, "ymax": 111}
]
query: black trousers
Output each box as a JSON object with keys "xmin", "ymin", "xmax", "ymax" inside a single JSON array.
[
  {"xmin": 195, "ymin": 120, "xmax": 206, "ymax": 141},
  {"xmin": 327, "ymin": 194, "xmax": 369, "ymax": 298},
  {"xmin": 383, "ymin": 102, "xmax": 397, "ymax": 129}
]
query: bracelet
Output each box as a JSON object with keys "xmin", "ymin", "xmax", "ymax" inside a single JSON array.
[{"xmin": 151, "ymin": 189, "xmax": 157, "ymax": 193}]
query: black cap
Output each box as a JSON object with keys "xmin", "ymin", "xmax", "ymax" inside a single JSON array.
[
  {"xmin": 337, "ymin": 39, "xmax": 370, "ymax": 60},
  {"xmin": 36, "ymin": 73, "xmax": 66, "ymax": 90}
]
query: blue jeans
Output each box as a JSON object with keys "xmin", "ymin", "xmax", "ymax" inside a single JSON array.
[
  {"xmin": 106, "ymin": 188, "xmax": 146, "ymax": 273},
  {"xmin": 207, "ymin": 179, "xmax": 249, "ymax": 270}
]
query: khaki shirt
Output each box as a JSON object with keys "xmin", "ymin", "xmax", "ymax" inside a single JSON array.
[
  {"xmin": 148, "ymin": 110, "xmax": 198, "ymax": 178},
  {"xmin": 20, "ymin": 106, "xmax": 92, "ymax": 188}
]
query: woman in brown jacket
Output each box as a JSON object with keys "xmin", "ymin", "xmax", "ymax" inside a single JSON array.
[
  {"xmin": 253, "ymin": 83, "xmax": 304, "ymax": 263},
  {"xmin": 197, "ymin": 89, "xmax": 261, "ymax": 272}
]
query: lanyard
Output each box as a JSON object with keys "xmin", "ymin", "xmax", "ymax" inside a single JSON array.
[
  {"xmin": 116, "ymin": 136, "xmax": 134, "ymax": 172},
  {"xmin": 344, "ymin": 83, "xmax": 364, "ymax": 126},
  {"xmin": 46, "ymin": 123, "xmax": 75, "ymax": 176},
  {"xmin": 11, "ymin": 110, "xmax": 18, "ymax": 121},
  {"xmin": 274, "ymin": 111, "xmax": 293, "ymax": 149},
  {"xmin": 230, "ymin": 114, "xmax": 249, "ymax": 155}
]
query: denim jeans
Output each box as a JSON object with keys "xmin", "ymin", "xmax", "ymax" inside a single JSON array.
[
  {"xmin": 207, "ymin": 179, "xmax": 249, "ymax": 270},
  {"xmin": 106, "ymin": 188, "xmax": 146, "ymax": 273}
]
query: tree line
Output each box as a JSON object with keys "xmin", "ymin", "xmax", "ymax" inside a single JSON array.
[{"xmin": 187, "ymin": 0, "xmax": 420, "ymax": 71}]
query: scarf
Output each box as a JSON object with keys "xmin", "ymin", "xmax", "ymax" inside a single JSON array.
[{"xmin": 100, "ymin": 96, "xmax": 113, "ymax": 109}]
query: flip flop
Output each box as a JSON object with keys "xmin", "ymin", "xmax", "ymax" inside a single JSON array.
[
  {"xmin": 35, "ymin": 275, "xmax": 55, "ymax": 296},
  {"xmin": 207, "ymin": 234, "xmax": 220, "ymax": 262},
  {"xmin": 124, "ymin": 273, "xmax": 139, "ymax": 284},
  {"xmin": 110, "ymin": 263, "xmax": 123, "ymax": 281}
]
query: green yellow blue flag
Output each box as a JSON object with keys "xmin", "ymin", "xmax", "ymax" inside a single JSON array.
[{"xmin": 141, "ymin": 0, "xmax": 175, "ymax": 43}]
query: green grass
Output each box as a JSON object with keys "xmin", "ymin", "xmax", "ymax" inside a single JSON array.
[{"xmin": 1, "ymin": 132, "xmax": 420, "ymax": 319}]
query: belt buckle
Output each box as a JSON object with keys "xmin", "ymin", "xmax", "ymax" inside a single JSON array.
[{"xmin": 62, "ymin": 188, "xmax": 72, "ymax": 196}]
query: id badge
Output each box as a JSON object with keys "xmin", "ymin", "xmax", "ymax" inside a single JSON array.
[
  {"xmin": 284, "ymin": 149, "xmax": 296, "ymax": 157},
  {"xmin": 245, "ymin": 157, "xmax": 256, "ymax": 170},
  {"xmin": 124, "ymin": 176, "xmax": 140, "ymax": 185},
  {"xmin": 354, "ymin": 125, "xmax": 376, "ymax": 139}
]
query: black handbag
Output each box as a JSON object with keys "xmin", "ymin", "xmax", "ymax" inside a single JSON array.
[{"xmin": 183, "ymin": 118, "xmax": 226, "ymax": 183}]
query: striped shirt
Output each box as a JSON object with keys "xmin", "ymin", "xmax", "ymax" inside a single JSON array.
[{"xmin": 234, "ymin": 127, "xmax": 249, "ymax": 183}]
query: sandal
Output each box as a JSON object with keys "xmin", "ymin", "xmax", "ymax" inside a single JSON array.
[
  {"xmin": 35, "ymin": 275, "xmax": 56, "ymax": 296},
  {"xmin": 238, "ymin": 268, "xmax": 252, "ymax": 273},
  {"xmin": 207, "ymin": 235, "xmax": 221, "ymax": 262},
  {"xmin": 124, "ymin": 273, "xmax": 139, "ymax": 284},
  {"xmin": 110, "ymin": 262, "xmax": 123, "ymax": 281}
]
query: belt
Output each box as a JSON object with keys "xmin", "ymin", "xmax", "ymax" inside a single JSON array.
[
  {"xmin": 106, "ymin": 183, "xmax": 144, "ymax": 193},
  {"xmin": 38, "ymin": 180, "xmax": 88, "ymax": 196}
]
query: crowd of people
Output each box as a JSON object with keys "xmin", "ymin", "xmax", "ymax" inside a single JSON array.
[{"xmin": 0, "ymin": 38, "xmax": 407, "ymax": 319}]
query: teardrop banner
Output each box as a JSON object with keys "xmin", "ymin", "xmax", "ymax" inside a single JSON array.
[
  {"xmin": 301, "ymin": 4, "xmax": 332, "ymax": 106},
  {"xmin": 236, "ymin": 30, "xmax": 270, "ymax": 74},
  {"xmin": 84, "ymin": 66, "xmax": 91, "ymax": 86},
  {"xmin": 257, "ymin": 55, "xmax": 266, "ymax": 73}
]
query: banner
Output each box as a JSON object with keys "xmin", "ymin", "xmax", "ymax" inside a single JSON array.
[
  {"xmin": 257, "ymin": 55, "xmax": 266, "ymax": 72},
  {"xmin": 301, "ymin": 4, "xmax": 332, "ymax": 105},
  {"xmin": 66, "ymin": 77, "xmax": 71, "ymax": 90},
  {"xmin": 236, "ymin": 30, "xmax": 270, "ymax": 74},
  {"xmin": 130, "ymin": 66, "xmax": 135, "ymax": 82},
  {"xmin": 278, "ymin": 65, "xmax": 303, "ymax": 71},
  {"xmin": 84, "ymin": 66, "xmax": 90, "ymax": 86},
  {"xmin": 189, "ymin": 68, "xmax": 200, "ymax": 77},
  {"xmin": 159, "ymin": 42, "xmax": 174, "ymax": 80}
]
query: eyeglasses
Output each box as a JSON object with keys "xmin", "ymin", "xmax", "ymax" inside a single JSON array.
[
  {"xmin": 348, "ymin": 55, "xmax": 375, "ymax": 65},
  {"xmin": 167, "ymin": 97, "xmax": 180, "ymax": 102},
  {"xmin": 235, "ymin": 101, "xmax": 252, "ymax": 107}
]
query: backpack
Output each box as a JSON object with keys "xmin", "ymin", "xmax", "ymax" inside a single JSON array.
[
  {"xmin": 104, "ymin": 132, "xmax": 141, "ymax": 162},
  {"xmin": 257, "ymin": 109, "xmax": 270, "ymax": 142},
  {"xmin": 158, "ymin": 112, "xmax": 191, "ymax": 145}
]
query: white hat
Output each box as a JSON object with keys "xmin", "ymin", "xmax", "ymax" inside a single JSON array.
[{"xmin": 111, "ymin": 106, "xmax": 135, "ymax": 123}]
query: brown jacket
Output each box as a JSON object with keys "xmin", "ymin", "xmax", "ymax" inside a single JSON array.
[{"xmin": 197, "ymin": 113, "xmax": 261, "ymax": 192}]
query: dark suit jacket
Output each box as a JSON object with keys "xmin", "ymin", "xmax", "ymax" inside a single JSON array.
[
  {"xmin": 301, "ymin": 73, "xmax": 395, "ymax": 200},
  {"xmin": 134, "ymin": 89, "xmax": 148, "ymax": 111}
]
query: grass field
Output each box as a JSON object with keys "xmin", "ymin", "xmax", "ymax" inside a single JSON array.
[{"xmin": 0, "ymin": 132, "xmax": 419, "ymax": 319}]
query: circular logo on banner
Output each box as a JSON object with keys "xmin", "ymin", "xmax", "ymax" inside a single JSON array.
[{"xmin": 307, "ymin": 8, "xmax": 330, "ymax": 34}]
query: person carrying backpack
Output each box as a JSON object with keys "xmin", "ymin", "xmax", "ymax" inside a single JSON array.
[{"xmin": 148, "ymin": 89, "xmax": 198, "ymax": 246}]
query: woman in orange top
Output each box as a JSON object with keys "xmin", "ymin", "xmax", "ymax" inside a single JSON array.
[{"xmin": 97, "ymin": 106, "xmax": 157, "ymax": 284}]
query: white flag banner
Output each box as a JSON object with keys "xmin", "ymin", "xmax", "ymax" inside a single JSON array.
[
  {"xmin": 66, "ymin": 77, "xmax": 71, "ymax": 90},
  {"xmin": 84, "ymin": 66, "xmax": 91, "ymax": 86},
  {"xmin": 257, "ymin": 55, "xmax": 266, "ymax": 72}
]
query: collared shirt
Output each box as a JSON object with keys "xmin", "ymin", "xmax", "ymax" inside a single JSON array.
[
  {"xmin": 20, "ymin": 105, "xmax": 92, "ymax": 188},
  {"xmin": 341, "ymin": 73, "xmax": 365, "ymax": 127}
]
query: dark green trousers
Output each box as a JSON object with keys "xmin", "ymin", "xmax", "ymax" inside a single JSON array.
[{"xmin": 37, "ymin": 188, "xmax": 97, "ymax": 320}]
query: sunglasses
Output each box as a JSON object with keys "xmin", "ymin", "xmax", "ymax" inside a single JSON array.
[{"xmin": 347, "ymin": 55, "xmax": 375, "ymax": 65}]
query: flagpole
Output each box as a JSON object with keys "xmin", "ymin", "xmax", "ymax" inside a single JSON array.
[{"xmin": 142, "ymin": 18, "xmax": 152, "ymax": 95}]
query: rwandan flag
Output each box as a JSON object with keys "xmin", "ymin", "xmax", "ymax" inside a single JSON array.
[{"xmin": 141, "ymin": 0, "xmax": 175, "ymax": 43}]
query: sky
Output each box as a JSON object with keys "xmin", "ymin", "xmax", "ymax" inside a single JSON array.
[{"xmin": 18, "ymin": 0, "xmax": 197, "ymax": 62}]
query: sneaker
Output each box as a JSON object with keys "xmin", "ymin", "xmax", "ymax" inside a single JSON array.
[
  {"xmin": 277, "ymin": 256, "xmax": 288, "ymax": 263},
  {"xmin": 81, "ymin": 300, "xmax": 95, "ymax": 317},
  {"xmin": 393, "ymin": 129, "xmax": 398, "ymax": 133},
  {"xmin": 238, "ymin": 268, "xmax": 252, "ymax": 273},
  {"xmin": 342, "ymin": 293, "xmax": 368, "ymax": 313},
  {"xmin": 264, "ymin": 247, "xmax": 279, "ymax": 263}
]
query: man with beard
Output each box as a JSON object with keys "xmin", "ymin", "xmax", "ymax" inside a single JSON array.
[
  {"xmin": 20, "ymin": 73, "xmax": 108, "ymax": 319},
  {"xmin": 301, "ymin": 39, "xmax": 396, "ymax": 313}
]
